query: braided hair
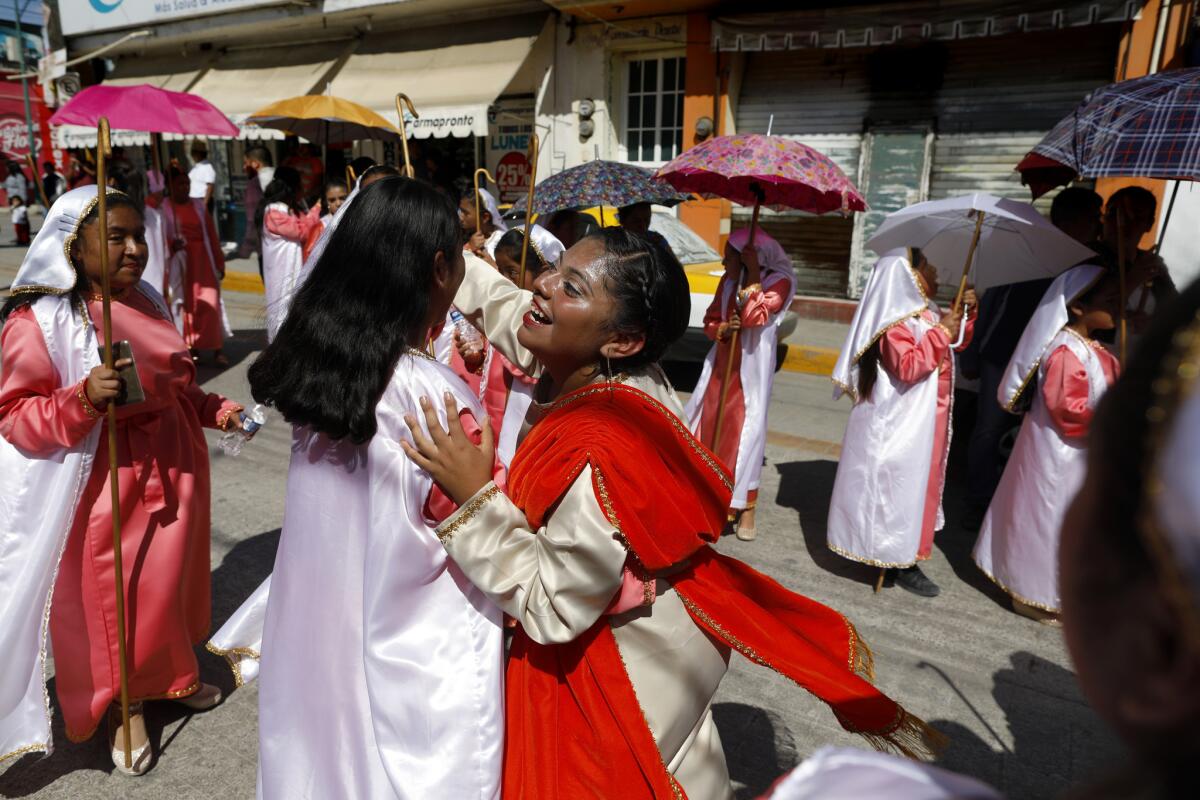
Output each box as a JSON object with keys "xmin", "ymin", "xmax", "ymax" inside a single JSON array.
[{"xmin": 585, "ymin": 226, "xmax": 689, "ymax": 371}]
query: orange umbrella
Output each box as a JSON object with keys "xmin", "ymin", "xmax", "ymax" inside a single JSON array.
[{"xmin": 246, "ymin": 95, "xmax": 402, "ymax": 143}]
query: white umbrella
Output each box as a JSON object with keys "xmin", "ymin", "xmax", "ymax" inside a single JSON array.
[{"xmin": 867, "ymin": 193, "xmax": 1096, "ymax": 297}]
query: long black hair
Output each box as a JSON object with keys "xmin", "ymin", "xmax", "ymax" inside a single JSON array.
[
  {"xmin": 588, "ymin": 226, "xmax": 690, "ymax": 372},
  {"xmin": 247, "ymin": 177, "xmax": 461, "ymax": 444},
  {"xmin": 1, "ymin": 193, "xmax": 142, "ymax": 323},
  {"xmin": 255, "ymin": 166, "xmax": 304, "ymax": 233}
]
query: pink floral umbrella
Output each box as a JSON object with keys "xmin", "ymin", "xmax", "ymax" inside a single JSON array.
[
  {"xmin": 49, "ymin": 84, "xmax": 239, "ymax": 137},
  {"xmin": 655, "ymin": 134, "xmax": 866, "ymax": 451},
  {"xmin": 653, "ymin": 133, "xmax": 866, "ymax": 215}
]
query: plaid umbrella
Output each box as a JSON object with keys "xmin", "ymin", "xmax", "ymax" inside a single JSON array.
[
  {"xmin": 1016, "ymin": 67, "xmax": 1200, "ymax": 198},
  {"xmin": 524, "ymin": 160, "xmax": 689, "ymax": 215}
]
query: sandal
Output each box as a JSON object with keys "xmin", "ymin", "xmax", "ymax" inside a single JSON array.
[{"xmin": 108, "ymin": 702, "xmax": 152, "ymax": 777}]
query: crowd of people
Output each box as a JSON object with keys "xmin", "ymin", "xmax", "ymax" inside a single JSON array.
[{"xmin": 0, "ymin": 150, "xmax": 1196, "ymax": 800}]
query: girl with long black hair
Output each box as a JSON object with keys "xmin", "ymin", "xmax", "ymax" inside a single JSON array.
[
  {"xmin": 404, "ymin": 231, "xmax": 945, "ymax": 799},
  {"xmin": 242, "ymin": 177, "xmax": 505, "ymax": 799}
]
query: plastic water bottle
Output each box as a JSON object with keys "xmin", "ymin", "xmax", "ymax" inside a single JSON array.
[
  {"xmin": 219, "ymin": 404, "xmax": 267, "ymax": 457},
  {"xmin": 450, "ymin": 308, "xmax": 484, "ymax": 355}
]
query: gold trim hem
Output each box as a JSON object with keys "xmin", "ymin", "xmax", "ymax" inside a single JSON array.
[
  {"xmin": 0, "ymin": 742, "xmax": 48, "ymax": 766},
  {"xmin": 974, "ymin": 560, "xmax": 1061, "ymax": 614},
  {"xmin": 827, "ymin": 541, "xmax": 918, "ymax": 570},
  {"xmin": 63, "ymin": 681, "xmax": 201, "ymax": 743},
  {"xmin": 205, "ymin": 642, "xmax": 261, "ymax": 689}
]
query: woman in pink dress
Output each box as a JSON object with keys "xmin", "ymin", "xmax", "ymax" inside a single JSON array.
[
  {"xmin": 0, "ymin": 187, "xmax": 247, "ymax": 775},
  {"xmin": 163, "ymin": 168, "xmax": 228, "ymax": 365},
  {"xmin": 684, "ymin": 229, "xmax": 797, "ymax": 541}
]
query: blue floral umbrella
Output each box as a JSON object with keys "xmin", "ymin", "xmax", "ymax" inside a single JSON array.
[{"xmin": 519, "ymin": 160, "xmax": 690, "ymax": 216}]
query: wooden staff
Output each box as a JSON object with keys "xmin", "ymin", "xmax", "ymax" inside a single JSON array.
[
  {"xmin": 711, "ymin": 189, "xmax": 761, "ymax": 451},
  {"xmin": 517, "ymin": 132, "xmax": 540, "ymax": 288},
  {"xmin": 473, "ymin": 167, "xmax": 497, "ymax": 235},
  {"xmin": 345, "ymin": 164, "xmax": 357, "ymax": 187},
  {"xmin": 394, "ymin": 94, "xmax": 418, "ymax": 178},
  {"xmin": 96, "ymin": 117, "xmax": 133, "ymax": 770},
  {"xmin": 1116, "ymin": 206, "xmax": 1129, "ymax": 365},
  {"xmin": 25, "ymin": 152, "xmax": 49, "ymax": 208},
  {"xmin": 953, "ymin": 209, "xmax": 986, "ymax": 312}
]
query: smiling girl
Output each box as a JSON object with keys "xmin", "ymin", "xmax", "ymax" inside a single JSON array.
[
  {"xmin": 0, "ymin": 187, "xmax": 247, "ymax": 775},
  {"xmin": 407, "ymin": 229, "xmax": 945, "ymax": 799}
]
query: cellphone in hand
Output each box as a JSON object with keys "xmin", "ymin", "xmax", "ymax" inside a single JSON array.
[{"xmin": 98, "ymin": 340, "xmax": 146, "ymax": 407}]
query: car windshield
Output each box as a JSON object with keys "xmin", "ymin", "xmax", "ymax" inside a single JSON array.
[{"xmin": 650, "ymin": 211, "xmax": 721, "ymax": 265}]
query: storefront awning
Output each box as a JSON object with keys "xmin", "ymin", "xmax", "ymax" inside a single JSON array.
[
  {"xmin": 713, "ymin": 0, "xmax": 1145, "ymax": 51},
  {"xmin": 329, "ymin": 36, "xmax": 536, "ymax": 138}
]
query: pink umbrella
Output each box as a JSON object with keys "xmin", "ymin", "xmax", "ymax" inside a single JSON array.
[
  {"xmin": 654, "ymin": 133, "xmax": 866, "ymax": 214},
  {"xmin": 655, "ymin": 133, "xmax": 867, "ymax": 451},
  {"xmin": 49, "ymin": 84, "xmax": 239, "ymax": 137}
]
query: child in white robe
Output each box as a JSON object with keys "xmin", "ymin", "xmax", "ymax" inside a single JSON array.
[
  {"xmin": 827, "ymin": 248, "xmax": 974, "ymax": 597},
  {"xmin": 973, "ymin": 265, "xmax": 1120, "ymax": 623}
]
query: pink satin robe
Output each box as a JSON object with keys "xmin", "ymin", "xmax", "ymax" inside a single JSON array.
[
  {"xmin": 695, "ymin": 273, "xmax": 792, "ymax": 505},
  {"xmin": 1041, "ymin": 344, "xmax": 1119, "ymax": 438},
  {"xmin": 172, "ymin": 200, "xmax": 225, "ymax": 350},
  {"xmin": 0, "ymin": 291, "xmax": 239, "ymax": 742},
  {"xmin": 879, "ymin": 309, "xmax": 974, "ymax": 559}
]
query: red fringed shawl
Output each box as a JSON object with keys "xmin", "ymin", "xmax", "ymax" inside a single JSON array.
[{"xmin": 504, "ymin": 383, "xmax": 943, "ymax": 799}]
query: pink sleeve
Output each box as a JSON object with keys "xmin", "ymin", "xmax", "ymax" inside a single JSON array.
[
  {"xmin": 264, "ymin": 208, "xmax": 312, "ymax": 243},
  {"xmin": 181, "ymin": 382, "xmax": 242, "ymax": 430},
  {"xmin": 879, "ymin": 323, "xmax": 950, "ymax": 384},
  {"xmin": 424, "ymin": 408, "xmax": 508, "ymax": 524},
  {"xmin": 739, "ymin": 275, "xmax": 791, "ymax": 328},
  {"xmin": 1041, "ymin": 345, "xmax": 1093, "ymax": 439},
  {"xmin": 701, "ymin": 281, "xmax": 727, "ymax": 341},
  {"xmin": 0, "ymin": 309, "xmax": 101, "ymax": 452}
]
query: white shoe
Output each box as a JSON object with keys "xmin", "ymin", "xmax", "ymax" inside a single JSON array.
[{"xmin": 109, "ymin": 703, "xmax": 152, "ymax": 777}]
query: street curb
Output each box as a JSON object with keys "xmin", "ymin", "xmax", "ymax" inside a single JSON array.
[
  {"xmin": 781, "ymin": 344, "xmax": 837, "ymax": 377},
  {"xmin": 220, "ymin": 268, "xmax": 840, "ymax": 378},
  {"xmin": 223, "ymin": 270, "xmax": 264, "ymax": 295}
]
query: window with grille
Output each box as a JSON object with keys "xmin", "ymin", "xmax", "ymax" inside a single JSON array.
[{"xmin": 623, "ymin": 55, "xmax": 685, "ymax": 164}]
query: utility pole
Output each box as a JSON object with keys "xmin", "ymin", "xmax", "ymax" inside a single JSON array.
[{"xmin": 11, "ymin": 0, "xmax": 38, "ymax": 168}]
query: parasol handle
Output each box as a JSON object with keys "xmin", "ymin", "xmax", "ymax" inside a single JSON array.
[
  {"xmin": 395, "ymin": 94, "xmax": 419, "ymax": 179},
  {"xmin": 953, "ymin": 210, "xmax": 985, "ymax": 312},
  {"xmin": 96, "ymin": 118, "xmax": 133, "ymax": 771},
  {"xmin": 1116, "ymin": 205, "xmax": 1128, "ymax": 365},
  {"xmin": 712, "ymin": 189, "xmax": 765, "ymax": 450},
  {"xmin": 346, "ymin": 164, "xmax": 357, "ymax": 187},
  {"xmin": 24, "ymin": 153, "xmax": 48, "ymax": 208},
  {"xmin": 473, "ymin": 168, "xmax": 497, "ymax": 236},
  {"xmin": 517, "ymin": 132, "xmax": 540, "ymax": 288}
]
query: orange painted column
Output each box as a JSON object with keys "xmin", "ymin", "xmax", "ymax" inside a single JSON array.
[
  {"xmin": 679, "ymin": 12, "xmax": 730, "ymax": 252},
  {"xmin": 1095, "ymin": 0, "xmax": 1195, "ymax": 245}
]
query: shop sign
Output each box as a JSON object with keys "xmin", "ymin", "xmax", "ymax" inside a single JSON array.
[
  {"xmin": 487, "ymin": 99, "xmax": 534, "ymax": 204},
  {"xmin": 62, "ymin": 0, "xmax": 286, "ymax": 37}
]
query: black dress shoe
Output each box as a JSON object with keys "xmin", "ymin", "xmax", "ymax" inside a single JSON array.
[{"xmin": 895, "ymin": 565, "xmax": 941, "ymax": 598}]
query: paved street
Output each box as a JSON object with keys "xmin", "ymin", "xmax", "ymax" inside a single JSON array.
[{"xmin": 0, "ymin": 257, "xmax": 1121, "ymax": 799}]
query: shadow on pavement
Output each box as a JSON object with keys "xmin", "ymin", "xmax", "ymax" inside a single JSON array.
[
  {"xmin": 713, "ymin": 701, "xmax": 798, "ymax": 799},
  {"xmin": 927, "ymin": 651, "xmax": 1121, "ymax": 800},
  {"xmin": 0, "ymin": 528, "xmax": 281, "ymax": 795},
  {"xmin": 774, "ymin": 459, "xmax": 879, "ymax": 587},
  {"xmin": 193, "ymin": 328, "xmax": 266, "ymax": 380}
]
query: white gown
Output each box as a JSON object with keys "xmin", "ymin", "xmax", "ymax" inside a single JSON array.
[
  {"xmin": 254, "ymin": 353, "xmax": 503, "ymax": 800},
  {"xmin": 973, "ymin": 330, "xmax": 1110, "ymax": 612},
  {"xmin": 260, "ymin": 202, "xmax": 304, "ymax": 342}
]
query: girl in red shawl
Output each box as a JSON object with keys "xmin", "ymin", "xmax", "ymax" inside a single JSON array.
[{"xmin": 403, "ymin": 228, "xmax": 944, "ymax": 799}]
